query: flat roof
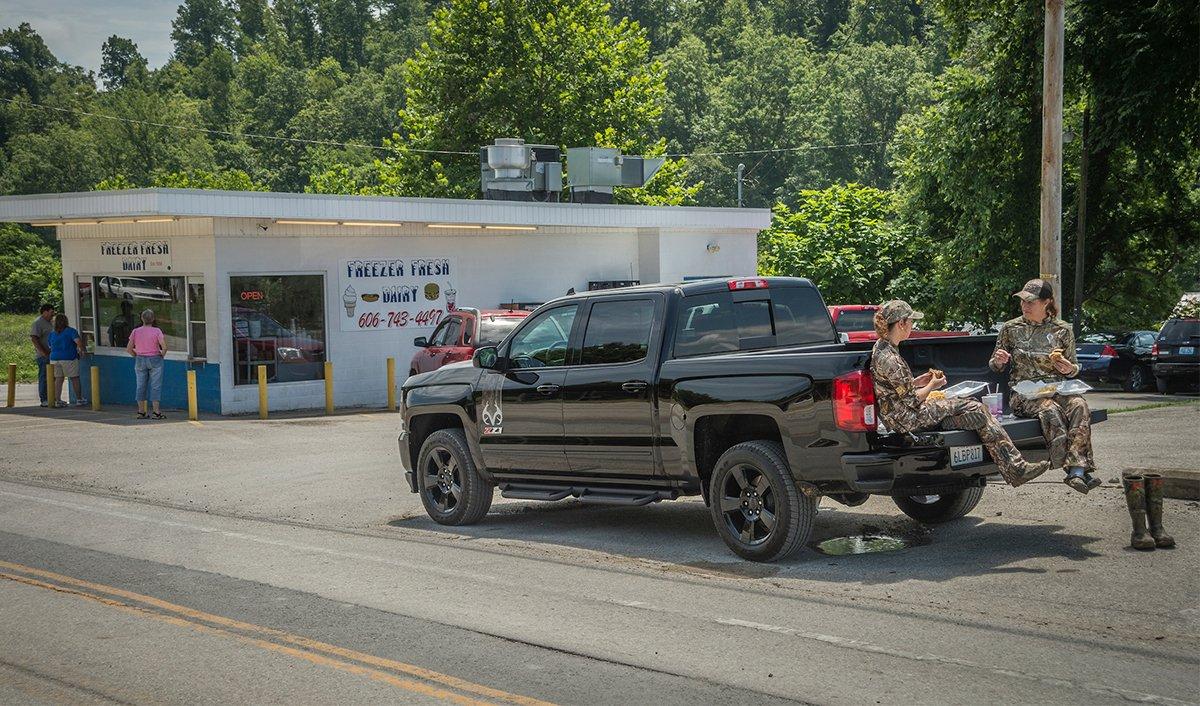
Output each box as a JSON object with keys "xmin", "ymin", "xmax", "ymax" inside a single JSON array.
[{"xmin": 0, "ymin": 188, "xmax": 771, "ymax": 230}]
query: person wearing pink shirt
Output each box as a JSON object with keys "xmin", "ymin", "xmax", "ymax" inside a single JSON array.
[{"xmin": 126, "ymin": 309, "xmax": 167, "ymax": 419}]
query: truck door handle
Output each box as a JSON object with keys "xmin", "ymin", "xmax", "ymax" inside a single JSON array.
[
  {"xmin": 536, "ymin": 384, "xmax": 560, "ymax": 395},
  {"xmin": 621, "ymin": 381, "xmax": 648, "ymax": 393}
]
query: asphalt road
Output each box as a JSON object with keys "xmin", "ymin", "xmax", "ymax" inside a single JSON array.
[{"xmin": 0, "ymin": 389, "xmax": 1197, "ymax": 704}]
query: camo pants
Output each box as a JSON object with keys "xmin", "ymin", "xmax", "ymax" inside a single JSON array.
[
  {"xmin": 916, "ymin": 398, "xmax": 1029, "ymax": 486},
  {"xmin": 1012, "ymin": 394, "xmax": 1094, "ymax": 472}
]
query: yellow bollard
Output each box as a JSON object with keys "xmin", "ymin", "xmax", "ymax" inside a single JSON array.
[
  {"xmin": 187, "ymin": 369, "xmax": 198, "ymax": 421},
  {"xmin": 6, "ymin": 363, "xmax": 15, "ymax": 408},
  {"xmin": 386, "ymin": 357, "xmax": 396, "ymax": 411},
  {"xmin": 47, "ymin": 363, "xmax": 57, "ymax": 407},
  {"xmin": 257, "ymin": 364, "xmax": 268, "ymax": 419},
  {"xmin": 90, "ymin": 365, "xmax": 100, "ymax": 411},
  {"xmin": 324, "ymin": 361, "xmax": 334, "ymax": 415}
]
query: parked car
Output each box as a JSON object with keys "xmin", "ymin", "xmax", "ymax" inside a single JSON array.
[
  {"xmin": 1075, "ymin": 330, "xmax": 1157, "ymax": 391},
  {"xmin": 398, "ymin": 277, "xmax": 1107, "ymax": 562},
  {"xmin": 97, "ymin": 276, "xmax": 173, "ymax": 301},
  {"xmin": 409, "ymin": 308, "xmax": 530, "ymax": 376},
  {"xmin": 827, "ymin": 304, "xmax": 969, "ymax": 342},
  {"xmin": 1153, "ymin": 317, "xmax": 1200, "ymax": 394}
]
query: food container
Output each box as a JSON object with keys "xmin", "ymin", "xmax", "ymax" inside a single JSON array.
[
  {"xmin": 1013, "ymin": 379, "xmax": 1093, "ymax": 398},
  {"xmin": 941, "ymin": 380, "xmax": 989, "ymax": 399}
]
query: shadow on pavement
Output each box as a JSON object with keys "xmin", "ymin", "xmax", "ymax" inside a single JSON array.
[{"xmin": 389, "ymin": 497, "xmax": 1104, "ymax": 583}]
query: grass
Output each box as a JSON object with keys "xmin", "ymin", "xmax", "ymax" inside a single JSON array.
[
  {"xmin": 1, "ymin": 312, "xmax": 39, "ymax": 382},
  {"xmin": 1108, "ymin": 399, "xmax": 1199, "ymax": 415}
]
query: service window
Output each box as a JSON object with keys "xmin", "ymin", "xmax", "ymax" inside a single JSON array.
[
  {"xmin": 580, "ymin": 300, "xmax": 655, "ymax": 365},
  {"xmin": 95, "ymin": 275, "xmax": 187, "ymax": 351},
  {"xmin": 76, "ymin": 277, "xmax": 95, "ymax": 352},
  {"xmin": 507, "ymin": 306, "xmax": 577, "ymax": 368},
  {"xmin": 230, "ymin": 275, "xmax": 326, "ymax": 385}
]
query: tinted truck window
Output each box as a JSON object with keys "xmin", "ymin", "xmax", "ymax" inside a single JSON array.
[
  {"xmin": 580, "ymin": 299, "xmax": 655, "ymax": 364},
  {"xmin": 674, "ymin": 286, "xmax": 834, "ymax": 357}
]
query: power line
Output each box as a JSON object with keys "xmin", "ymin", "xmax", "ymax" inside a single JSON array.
[{"xmin": 1, "ymin": 95, "xmax": 889, "ymax": 160}]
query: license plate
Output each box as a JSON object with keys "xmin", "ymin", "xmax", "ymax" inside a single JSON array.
[
  {"xmin": 1180, "ymin": 346, "xmax": 1195, "ymax": 356},
  {"xmin": 950, "ymin": 445, "xmax": 984, "ymax": 468}
]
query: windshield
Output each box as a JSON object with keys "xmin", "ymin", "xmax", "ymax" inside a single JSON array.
[
  {"xmin": 835, "ymin": 309, "xmax": 876, "ymax": 332},
  {"xmin": 478, "ymin": 317, "xmax": 523, "ymax": 346}
]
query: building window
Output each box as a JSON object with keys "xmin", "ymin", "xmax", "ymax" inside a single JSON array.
[
  {"xmin": 95, "ymin": 275, "xmax": 187, "ymax": 351},
  {"xmin": 230, "ymin": 275, "xmax": 326, "ymax": 385},
  {"xmin": 76, "ymin": 277, "xmax": 95, "ymax": 352},
  {"xmin": 188, "ymin": 278, "xmax": 206, "ymax": 359}
]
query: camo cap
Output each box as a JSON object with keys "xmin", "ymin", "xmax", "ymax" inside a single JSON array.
[
  {"xmin": 1014, "ymin": 278, "xmax": 1053, "ymax": 302},
  {"xmin": 879, "ymin": 299, "xmax": 924, "ymax": 324}
]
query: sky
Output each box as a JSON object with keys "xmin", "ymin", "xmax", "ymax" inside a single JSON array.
[{"xmin": 1, "ymin": 0, "xmax": 178, "ymax": 73}]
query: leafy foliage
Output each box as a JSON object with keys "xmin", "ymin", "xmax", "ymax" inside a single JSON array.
[{"xmin": 0, "ymin": 223, "xmax": 61, "ymax": 312}]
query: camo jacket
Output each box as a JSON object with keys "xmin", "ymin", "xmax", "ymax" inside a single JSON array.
[
  {"xmin": 989, "ymin": 316, "xmax": 1080, "ymax": 387},
  {"xmin": 870, "ymin": 338, "xmax": 921, "ymax": 433}
]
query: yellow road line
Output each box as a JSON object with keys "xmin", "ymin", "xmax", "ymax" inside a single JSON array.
[{"xmin": 0, "ymin": 560, "xmax": 553, "ymax": 706}]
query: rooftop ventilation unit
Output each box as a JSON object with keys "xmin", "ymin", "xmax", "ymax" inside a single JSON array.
[
  {"xmin": 479, "ymin": 138, "xmax": 563, "ymax": 202},
  {"xmin": 566, "ymin": 147, "xmax": 665, "ymax": 204}
]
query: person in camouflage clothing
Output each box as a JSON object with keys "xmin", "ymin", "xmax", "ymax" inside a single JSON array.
[
  {"xmin": 990, "ymin": 278, "xmax": 1099, "ymax": 494},
  {"xmin": 870, "ymin": 300, "xmax": 1051, "ymax": 487}
]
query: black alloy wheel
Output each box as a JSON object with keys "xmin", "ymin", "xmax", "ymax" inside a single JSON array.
[
  {"xmin": 1124, "ymin": 365, "xmax": 1149, "ymax": 392},
  {"xmin": 416, "ymin": 428, "xmax": 493, "ymax": 525},
  {"xmin": 708, "ymin": 440, "xmax": 816, "ymax": 562},
  {"xmin": 719, "ymin": 464, "xmax": 777, "ymax": 547}
]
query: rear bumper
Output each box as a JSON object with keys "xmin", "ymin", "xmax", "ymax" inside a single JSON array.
[
  {"xmin": 1077, "ymin": 358, "xmax": 1111, "ymax": 380},
  {"xmin": 1154, "ymin": 362, "xmax": 1199, "ymax": 378},
  {"xmin": 840, "ymin": 409, "xmax": 1107, "ymax": 494}
]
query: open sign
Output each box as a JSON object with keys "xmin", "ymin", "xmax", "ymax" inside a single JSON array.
[{"xmin": 240, "ymin": 290, "xmax": 264, "ymax": 301}]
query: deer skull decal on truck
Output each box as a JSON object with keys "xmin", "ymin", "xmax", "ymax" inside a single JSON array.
[{"xmin": 479, "ymin": 373, "xmax": 504, "ymax": 435}]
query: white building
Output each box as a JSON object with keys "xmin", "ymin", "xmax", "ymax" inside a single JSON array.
[{"xmin": 0, "ymin": 189, "xmax": 770, "ymax": 414}]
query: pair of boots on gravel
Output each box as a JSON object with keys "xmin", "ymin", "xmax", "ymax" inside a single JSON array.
[{"xmin": 1122, "ymin": 473, "xmax": 1175, "ymax": 551}]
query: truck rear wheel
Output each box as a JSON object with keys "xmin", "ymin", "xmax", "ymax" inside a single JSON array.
[
  {"xmin": 893, "ymin": 487, "xmax": 984, "ymax": 524},
  {"xmin": 708, "ymin": 441, "xmax": 817, "ymax": 562},
  {"xmin": 417, "ymin": 429, "xmax": 493, "ymax": 525}
]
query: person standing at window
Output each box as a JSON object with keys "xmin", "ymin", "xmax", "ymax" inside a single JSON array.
[
  {"xmin": 47, "ymin": 313, "xmax": 87, "ymax": 408},
  {"xmin": 127, "ymin": 309, "xmax": 167, "ymax": 419},
  {"xmin": 108, "ymin": 299, "xmax": 136, "ymax": 347},
  {"xmin": 29, "ymin": 303, "xmax": 55, "ymax": 407}
]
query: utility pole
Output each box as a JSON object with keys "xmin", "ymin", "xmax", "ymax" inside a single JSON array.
[
  {"xmin": 736, "ymin": 163, "xmax": 745, "ymax": 207},
  {"xmin": 1040, "ymin": 0, "xmax": 1065, "ymax": 306},
  {"xmin": 1072, "ymin": 107, "xmax": 1089, "ymax": 337}
]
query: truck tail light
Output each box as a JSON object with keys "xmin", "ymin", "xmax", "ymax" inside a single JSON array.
[
  {"xmin": 1151, "ymin": 343, "xmax": 1159, "ymax": 358},
  {"xmin": 728, "ymin": 278, "xmax": 769, "ymax": 291},
  {"xmin": 833, "ymin": 369, "xmax": 877, "ymax": 432},
  {"xmin": 1100, "ymin": 344, "xmax": 1118, "ymax": 358}
]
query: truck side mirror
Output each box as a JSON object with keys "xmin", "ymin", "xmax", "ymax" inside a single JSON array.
[
  {"xmin": 473, "ymin": 346, "xmax": 499, "ymax": 370},
  {"xmin": 413, "ymin": 336, "xmax": 429, "ymax": 348}
]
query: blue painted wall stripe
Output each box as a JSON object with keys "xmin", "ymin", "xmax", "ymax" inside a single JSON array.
[{"xmin": 79, "ymin": 355, "xmax": 221, "ymax": 413}]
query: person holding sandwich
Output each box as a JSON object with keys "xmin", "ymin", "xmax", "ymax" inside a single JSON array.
[
  {"xmin": 871, "ymin": 300, "xmax": 1051, "ymax": 487},
  {"xmin": 989, "ymin": 278, "xmax": 1098, "ymax": 494}
]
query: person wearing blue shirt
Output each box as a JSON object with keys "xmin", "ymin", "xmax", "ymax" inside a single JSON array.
[{"xmin": 47, "ymin": 313, "xmax": 87, "ymax": 408}]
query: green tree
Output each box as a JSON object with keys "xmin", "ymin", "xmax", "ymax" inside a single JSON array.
[
  {"xmin": 88, "ymin": 88, "xmax": 215, "ymax": 183},
  {"xmin": 758, "ymin": 183, "xmax": 927, "ymax": 304},
  {"xmin": 99, "ymin": 36, "xmax": 148, "ymax": 90},
  {"xmin": 171, "ymin": 0, "xmax": 238, "ymax": 66},
  {"xmin": 0, "ymin": 23, "xmax": 58, "ymax": 102},
  {"xmin": 0, "ymin": 223, "xmax": 61, "ymax": 312}
]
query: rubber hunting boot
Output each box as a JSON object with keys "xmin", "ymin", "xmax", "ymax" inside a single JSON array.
[
  {"xmin": 1122, "ymin": 475, "xmax": 1156, "ymax": 551},
  {"xmin": 1142, "ymin": 473, "xmax": 1175, "ymax": 548}
]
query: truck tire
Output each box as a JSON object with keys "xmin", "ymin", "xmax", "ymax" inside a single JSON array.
[
  {"xmin": 416, "ymin": 428, "xmax": 493, "ymax": 525},
  {"xmin": 893, "ymin": 487, "xmax": 984, "ymax": 524},
  {"xmin": 708, "ymin": 440, "xmax": 817, "ymax": 562}
]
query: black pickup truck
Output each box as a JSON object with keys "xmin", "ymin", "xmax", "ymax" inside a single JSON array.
[{"xmin": 398, "ymin": 277, "xmax": 1107, "ymax": 561}]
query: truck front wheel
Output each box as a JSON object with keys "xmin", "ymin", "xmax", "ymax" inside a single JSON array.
[
  {"xmin": 416, "ymin": 429, "xmax": 493, "ymax": 525},
  {"xmin": 708, "ymin": 441, "xmax": 817, "ymax": 562},
  {"xmin": 893, "ymin": 487, "xmax": 984, "ymax": 524}
]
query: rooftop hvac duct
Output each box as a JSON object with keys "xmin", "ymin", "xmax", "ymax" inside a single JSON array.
[
  {"xmin": 565, "ymin": 147, "xmax": 665, "ymax": 204},
  {"xmin": 479, "ymin": 138, "xmax": 563, "ymax": 202}
]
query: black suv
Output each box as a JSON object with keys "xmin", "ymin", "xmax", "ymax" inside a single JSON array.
[
  {"xmin": 1154, "ymin": 318, "xmax": 1200, "ymax": 393},
  {"xmin": 398, "ymin": 278, "xmax": 1106, "ymax": 561}
]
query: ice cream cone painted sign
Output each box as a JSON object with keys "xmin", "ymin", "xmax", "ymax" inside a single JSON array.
[{"xmin": 339, "ymin": 258, "xmax": 455, "ymax": 332}]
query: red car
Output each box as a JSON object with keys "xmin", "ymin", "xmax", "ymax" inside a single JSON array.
[
  {"xmin": 410, "ymin": 308, "xmax": 530, "ymax": 375},
  {"xmin": 828, "ymin": 304, "xmax": 969, "ymax": 342}
]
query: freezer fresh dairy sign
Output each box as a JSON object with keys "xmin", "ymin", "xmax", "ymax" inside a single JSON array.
[
  {"xmin": 100, "ymin": 241, "xmax": 172, "ymax": 271},
  {"xmin": 339, "ymin": 258, "xmax": 455, "ymax": 331}
]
